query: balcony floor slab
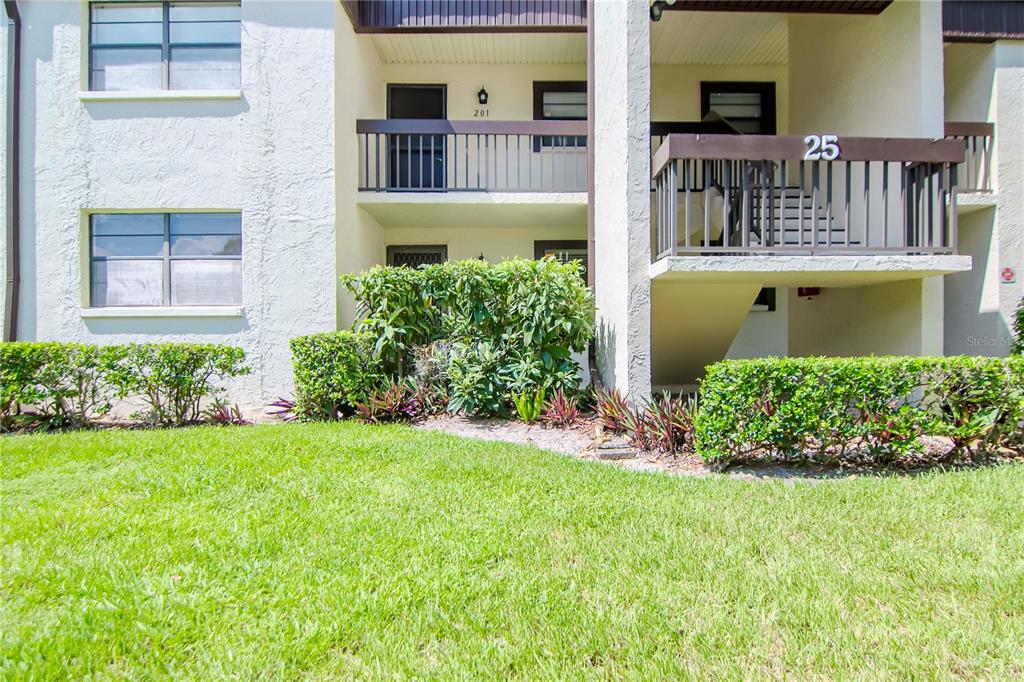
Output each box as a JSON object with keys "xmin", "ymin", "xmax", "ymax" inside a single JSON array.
[
  {"xmin": 650, "ymin": 254, "xmax": 972, "ymax": 287},
  {"xmin": 358, "ymin": 192, "xmax": 587, "ymax": 229}
]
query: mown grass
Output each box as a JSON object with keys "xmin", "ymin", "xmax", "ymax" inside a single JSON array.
[{"xmin": 3, "ymin": 423, "xmax": 1023, "ymax": 679}]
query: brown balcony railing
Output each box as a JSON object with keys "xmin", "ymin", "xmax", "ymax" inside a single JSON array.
[
  {"xmin": 357, "ymin": 119, "xmax": 587, "ymax": 193},
  {"xmin": 652, "ymin": 134, "xmax": 964, "ymax": 258},
  {"xmin": 945, "ymin": 122, "xmax": 994, "ymax": 192},
  {"xmin": 348, "ymin": 0, "xmax": 587, "ymax": 33}
]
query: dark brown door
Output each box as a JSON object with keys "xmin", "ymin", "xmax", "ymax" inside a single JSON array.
[{"xmin": 387, "ymin": 84, "xmax": 446, "ymax": 190}]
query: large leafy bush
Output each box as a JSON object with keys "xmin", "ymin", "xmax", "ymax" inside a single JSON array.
[
  {"xmin": 339, "ymin": 258, "xmax": 594, "ymax": 417},
  {"xmin": 289, "ymin": 331, "xmax": 383, "ymax": 419},
  {"xmin": 695, "ymin": 356, "xmax": 1024, "ymax": 466}
]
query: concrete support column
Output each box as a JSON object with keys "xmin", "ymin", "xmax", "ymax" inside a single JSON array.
[
  {"xmin": 592, "ymin": 0, "xmax": 651, "ymax": 400},
  {"xmin": 994, "ymin": 45, "xmax": 1024, "ymax": 345},
  {"xmin": 920, "ymin": 276, "xmax": 944, "ymax": 356}
]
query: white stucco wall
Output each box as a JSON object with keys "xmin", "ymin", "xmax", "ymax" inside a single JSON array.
[
  {"xmin": 18, "ymin": 0, "xmax": 338, "ymax": 408},
  {"xmin": 943, "ymin": 40, "xmax": 1024, "ymax": 356},
  {"xmin": 0, "ymin": 3, "xmax": 8, "ymax": 337}
]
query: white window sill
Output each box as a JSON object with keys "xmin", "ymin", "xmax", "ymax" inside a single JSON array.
[
  {"xmin": 81, "ymin": 306, "xmax": 244, "ymax": 319},
  {"xmin": 79, "ymin": 89, "xmax": 243, "ymax": 102}
]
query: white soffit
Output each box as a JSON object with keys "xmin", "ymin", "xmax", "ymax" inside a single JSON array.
[
  {"xmin": 370, "ymin": 33, "xmax": 586, "ymax": 65},
  {"xmin": 651, "ymin": 12, "xmax": 788, "ymax": 65}
]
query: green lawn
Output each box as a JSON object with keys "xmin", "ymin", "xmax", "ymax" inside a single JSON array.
[{"xmin": 3, "ymin": 424, "xmax": 1023, "ymax": 679}]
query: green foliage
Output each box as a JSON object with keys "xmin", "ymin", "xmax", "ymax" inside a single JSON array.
[
  {"xmin": 106, "ymin": 343, "xmax": 250, "ymax": 427},
  {"xmin": 1, "ymin": 341, "xmax": 247, "ymax": 430},
  {"xmin": 289, "ymin": 331, "xmax": 384, "ymax": 420},
  {"xmin": 1, "ymin": 342, "xmax": 124, "ymax": 430},
  {"xmin": 1013, "ymin": 296, "xmax": 1024, "ymax": 355},
  {"xmin": 447, "ymin": 341, "xmax": 509, "ymax": 417},
  {"xmin": 341, "ymin": 258, "xmax": 594, "ymax": 416},
  {"xmin": 696, "ymin": 356, "xmax": 1024, "ymax": 466},
  {"xmin": 512, "ymin": 387, "xmax": 546, "ymax": 424}
]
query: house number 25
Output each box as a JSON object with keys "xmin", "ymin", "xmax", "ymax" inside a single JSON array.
[{"xmin": 803, "ymin": 134, "xmax": 841, "ymax": 161}]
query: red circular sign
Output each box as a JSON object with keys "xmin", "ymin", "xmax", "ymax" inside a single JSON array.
[{"xmin": 1001, "ymin": 267, "xmax": 1016, "ymax": 284}]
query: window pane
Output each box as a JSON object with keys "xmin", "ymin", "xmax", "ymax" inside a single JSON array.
[
  {"xmin": 170, "ymin": 260, "xmax": 242, "ymax": 305},
  {"xmin": 169, "ymin": 47, "xmax": 240, "ymax": 89},
  {"xmin": 91, "ymin": 22, "xmax": 163, "ymax": 45},
  {"xmin": 709, "ymin": 93, "xmax": 762, "ymax": 119},
  {"xmin": 171, "ymin": 234, "xmax": 241, "ymax": 256},
  {"xmin": 542, "ymin": 91, "xmax": 586, "ymax": 119},
  {"xmin": 92, "ymin": 4, "xmax": 163, "ymax": 23},
  {"xmin": 170, "ymin": 4, "xmax": 241, "ymax": 22},
  {"xmin": 91, "ymin": 48, "xmax": 162, "ymax": 91},
  {"xmin": 92, "ymin": 213, "xmax": 164, "ymax": 236},
  {"xmin": 91, "ymin": 259, "xmax": 164, "ymax": 306},
  {"xmin": 92, "ymin": 235, "xmax": 164, "ymax": 257},
  {"xmin": 169, "ymin": 20, "xmax": 241, "ymax": 44},
  {"xmin": 170, "ymin": 213, "xmax": 241, "ymax": 235}
]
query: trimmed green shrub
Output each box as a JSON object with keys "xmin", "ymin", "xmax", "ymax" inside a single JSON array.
[
  {"xmin": 1, "ymin": 341, "xmax": 247, "ymax": 430},
  {"xmin": 0, "ymin": 342, "xmax": 122, "ymax": 430},
  {"xmin": 105, "ymin": 343, "xmax": 249, "ymax": 426},
  {"xmin": 289, "ymin": 331, "xmax": 383, "ymax": 420},
  {"xmin": 339, "ymin": 258, "xmax": 594, "ymax": 417},
  {"xmin": 695, "ymin": 356, "xmax": 1023, "ymax": 466}
]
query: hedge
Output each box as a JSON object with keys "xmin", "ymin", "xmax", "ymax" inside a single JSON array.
[
  {"xmin": 0, "ymin": 341, "xmax": 248, "ymax": 430},
  {"xmin": 289, "ymin": 331, "xmax": 383, "ymax": 419},
  {"xmin": 695, "ymin": 356, "xmax": 1024, "ymax": 465}
]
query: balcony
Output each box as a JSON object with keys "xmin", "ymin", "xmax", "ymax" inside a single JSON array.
[
  {"xmin": 344, "ymin": 0, "xmax": 587, "ymax": 33},
  {"xmin": 945, "ymin": 121, "xmax": 994, "ymax": 194},
  {"xmin": 650, "ymin": 133, "xmax": 971, "ymax": 285},
  {"xmin": 357, "ymin": 119, "xmax": 587, "ymax": 193},
  {"xmin": 356, "ymin": 119, "xmax": 587, "ymax": 230}
]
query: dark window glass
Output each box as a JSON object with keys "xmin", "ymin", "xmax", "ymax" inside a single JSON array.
[
  {"xmin": 89, "ymin": 2, "xmax": 241, "ymax": 91},
  {"xmin": 89, "ymin": 212, "xmax": 242, "ymax": 307}
]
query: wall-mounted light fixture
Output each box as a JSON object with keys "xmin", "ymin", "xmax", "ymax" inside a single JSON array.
[
  {"xmin": 650, "ymin": 0, "xmax": 677, "ymax": 22},
  {"xmin": 477, "ymin": 87, "xmax": 488, "ymax": 105}
]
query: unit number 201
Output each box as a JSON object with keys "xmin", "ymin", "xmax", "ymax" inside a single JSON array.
[{"xmin": 803, "ymin": 134, "xmax": 841, "ymax": 161}]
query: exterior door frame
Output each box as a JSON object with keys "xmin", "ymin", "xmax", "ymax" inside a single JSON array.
[{"xmin": 386, "ymin": 83, "xmax": 448, "ymax": 190}]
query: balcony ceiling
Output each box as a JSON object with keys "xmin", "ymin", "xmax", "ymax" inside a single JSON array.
[
  {"xmin": 370, "ymin": 33, "xmax": 585, "ymax": 64},
  {"xmin": 652, "ymin": 12, "xmax": 788, "ymax": 65}
]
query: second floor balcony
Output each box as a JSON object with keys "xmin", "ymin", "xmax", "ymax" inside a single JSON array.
[
  {"xmin": 357, "ymin": 119, "xmax": 588, "ymax": 193},
  {"xmin": 649, "ymin": 133, "xmax": 971, "ymax": 282}
]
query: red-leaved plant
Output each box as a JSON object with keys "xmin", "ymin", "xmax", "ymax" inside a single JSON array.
[
  {"xmin": 355, "ymin": 381, "xmax": 425, "ymax": 424},
  {"xmin": 594, "ymin": 386, "xmax": 630, "ymax": 433},
  {"xmin": 542, "ymin": 388, "xmax": 580, "ymax": 426}
]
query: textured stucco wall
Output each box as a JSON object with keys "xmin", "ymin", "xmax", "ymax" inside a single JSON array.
[
  {"xmin": 943, "ymin": 40, "xmax": 1024, "ymax": 356},
  {"xmin": 0, "ymin": 2, "xmax": 8, "ymax": 337},
  {"xmin": 592, "ymin": 0, "xmax": 651, "ymax": 400},
  {"xmin": 789, "ymin": 1, "xmax": 944, "ymax": 137},
  {"xmin": 19, "ymin": 0, "xmax": 338, "ymax": 408},
  {"xmin": 788, "ymin": 280, "xmax": 927, "ymax": 357},
  {"xmin": 726, "ymin": 290, "xmax": 790, "ymax": 360}
]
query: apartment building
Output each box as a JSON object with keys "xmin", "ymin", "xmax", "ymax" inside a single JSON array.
[{"xmin": 2, "ymin": 0, "xmax": 1021, "ymax": 405}]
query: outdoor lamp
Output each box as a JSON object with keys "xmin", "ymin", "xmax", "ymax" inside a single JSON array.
[{"xmin": 478, "ymin": 87, "xmax": 488, "ymax": 105}]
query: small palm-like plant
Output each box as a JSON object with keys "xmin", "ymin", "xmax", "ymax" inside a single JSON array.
[{"xmin": 512, "ymin": 388, "xmax": 546, "ymax": 423}]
